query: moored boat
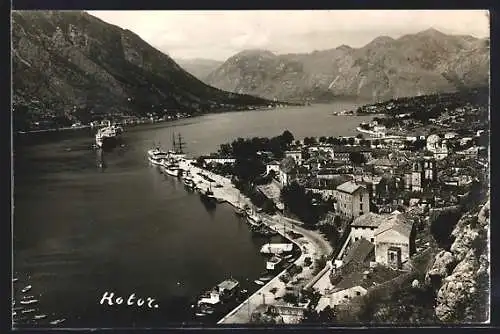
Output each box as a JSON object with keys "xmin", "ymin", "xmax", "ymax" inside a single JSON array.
[
  {"xmin": 183, "ymin": 176, "xmax": 196, "ymax": 189},
  {"xmin": 259, "ymin": 275, "xmax": 273, "ymax": 282},
  {"xmin": 199, "ymin": 185, "xmax": 217, "ymax": 204},
  {"xmin": 21, "ymin": 308, "xmax": 36, "ymax": 314},
  {"xmin": 50, "ymin": 319, "xmax": 66, "ymax": 325},
  {"xmin": 266, "ymin": 255, "xmax": 283, "ymax": 270},
  {"xmin": 21, "ymin": 285, "xmax": 32, "ymax": 293},
  {"xmin": 254, "ymin": 280, "xmax": 265, "ymax": 285},
  {"xmin": 95, "ymin": 121, "xmax": 123, "ymax": 149},
  {"xmin": 34, "ymin": 314, "xmax": 47, "ymax": 320},
  {"xmin": 247, "ymin": 214, "xmax": 262, "ymax": 226},
  {"xmin": 20, "ymin": 299, "xmax": 38, "ymax": 305},
  {"xmin": 234, "ymin": 207, "xmax": 247, "ymax": 217}
]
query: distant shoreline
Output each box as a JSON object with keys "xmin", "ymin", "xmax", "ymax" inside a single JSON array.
[{"xmin": 16, "ymin": 125, "xmax": 91, "ymax": 135}]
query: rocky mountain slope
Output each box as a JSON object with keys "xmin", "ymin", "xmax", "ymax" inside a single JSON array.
[
  {"xmin": 425, "ymin": 200, "xmax": 490, "ymax": 322},
  {"xmin": 176, "ymin": 58, "xmax": 223, "ymax": 81},
  {"xmin": 12, "ymin": 11, "xmax": 271, "ymax": 131},
  {"xmin": 205, "ymin": 29, "xmax": 489, "ymax": 102}
]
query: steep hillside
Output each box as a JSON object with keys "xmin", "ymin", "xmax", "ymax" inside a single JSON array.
[
  {"xmin": 205, "ymin": 29, "xmax": 489, "ymax": 102},
  {"xmin": 176, "ymin": 58, "xmax": 223, "ymax": 81},
  {"xmin": 12, "ymin": 11, "xmax": 272, "ymax": 131}
]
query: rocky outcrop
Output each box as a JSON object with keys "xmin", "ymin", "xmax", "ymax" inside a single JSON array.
[
  {"xmin": 450, "ymin": 222, "xmax": 480, "ymax": 262},
  {"xmin": 435, "ymin": 250, "xmax": 480, "ymax": 322},
  {"xmin": 427, "ymin": 200, "xmax": 490, "ymax": 323},
  {"xmin": 425, "ymin": 250, "xmax": 456, "ymax": 285}
]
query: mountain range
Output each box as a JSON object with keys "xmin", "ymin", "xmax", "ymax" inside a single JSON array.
[
  {"xmin": 176, "ymin": 58, "xmax": 223, "ymax": 81},
  {"xmin": 203, "ymin": 29, "xmax": 489, "ymax": 102},
  {"xmin": 12, "ymin": 11, "xmax": 271, "ymax": 131}
]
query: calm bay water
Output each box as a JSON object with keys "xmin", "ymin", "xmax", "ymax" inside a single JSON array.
[{"xmin": 13, "ymin": 103, "xmax": 374, "ymax": 328}]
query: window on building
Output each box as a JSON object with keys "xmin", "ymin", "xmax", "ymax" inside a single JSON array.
[
  {"xmin": 360, "ymin": 203, "xmax": 363, "ymax": 211},
  {"xmin": 355, "ymin": 237, "xmax": 358, "ymax": 241},
  {"xmin": 356, "ymin": 291, "xmax": 361, "ymax": 296},
  {"xmin": 371, "ymin": 238, "xmax": 374, "ymax": 242}
]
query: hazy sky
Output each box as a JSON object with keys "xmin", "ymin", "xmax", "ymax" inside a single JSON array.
[{"xmin": 88, "ymin": 10, "xmax": 490, "ymax": 61}]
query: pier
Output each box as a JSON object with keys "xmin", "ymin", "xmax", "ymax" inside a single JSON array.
[{"xmin": 173, "ymin": 159, "xmax": 333, "ymax": 323}]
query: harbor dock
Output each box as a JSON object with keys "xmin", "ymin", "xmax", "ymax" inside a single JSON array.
[{"xmin": 171, "ymin": 158, "xmax": 333, "ymax": 323}]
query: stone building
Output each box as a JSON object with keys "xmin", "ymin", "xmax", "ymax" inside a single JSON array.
[
  {"xmin": 350, "ymin": 212, "xmax": 382, "ymax": 243},
  {"xmin": 374, "ymin": 213, "xmax": 415, "ymax": 269},
  {"xmin": 279, "ymin": 157, "xmax": 298, "ymax": 187},
  {"xmin": 334, "ymin": 181, "xmax": 370, "ymax": 219}
]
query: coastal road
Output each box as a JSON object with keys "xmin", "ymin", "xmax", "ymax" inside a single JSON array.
[
  {"xmin": 177, "ymin": 161, "xmax": 333, "ymax": 323},
  {"xmin": 217, "ymin": 215, "xmax": 332, "ymax": 324},
  {"xmin": 217, "ymin": 214, "xmax": 332, "ymax": 324}
]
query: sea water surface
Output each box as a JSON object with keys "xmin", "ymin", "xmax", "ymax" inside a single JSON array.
[{"xmin": 13, "ymin": 103, "xmax": 374, "ymax": 328}]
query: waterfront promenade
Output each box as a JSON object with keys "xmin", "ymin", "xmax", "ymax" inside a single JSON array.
[
  {"xmin": 216, "ymin": 213, "xmax": 332, "ymax": 324},
  {"xmin": 175, "ymin": 159, "xmax": 332, "ymax": 323}
]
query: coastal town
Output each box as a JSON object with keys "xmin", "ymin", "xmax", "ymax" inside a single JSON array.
[
  {"xmin": 145, "ymin": 88, "xmax": 490, "ymax": 324},
  {"xmin": 13, "ymin": 10, "xmax": 490, "ymax": 329}
]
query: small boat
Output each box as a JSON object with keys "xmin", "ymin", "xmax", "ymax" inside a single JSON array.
[
  {"xmin": 259, "ymin": 276, "xmax": 273, "ymax": 282},
  {"xmin": 21, "ymin": 308, "xmax": 36, "ymax": 314},
  {"xmin": 21, "ymin": 285, "xmax": 32, "ymax": 293},
  {"xmin": 22, "ymin": 295, "xmax": 35, "ymax": 300},
  {"xmin": 200, "ymin": 185, "xmax": 217, "ymax": 204},
  {"xmin": 287, "ymin": 258, "xmax": 295, "ymax": 263},
  {"xmin": 195, "ymin": 312, "xmax": 208, "ymax": 317},
  {"xmin": 50, "ymin": 319, "xmax": 66, "ymax": 325},
  {"xmin": 194, "ymin": 303, "xmax": 216, "ymax": 317},
  {"xmin": 13, "ymin": 311, "xmax": 17, "ymax": 316},
  {"xmin": 234, "ymin": 207, "xmax": 246, "ymax": 217},
  {"xmin": 183, "ymin": 176, "xmax": 196, "ymax": 189},
  {"xmin": 13, "ymin": 278, "xmax": 18, "ymax": 283},
  {"xmin": 34, "ymin": 314, "xmax": 47, "ymax": 320},
  {"xmin": 284, "ymin": 254, "xmax": 293, "ymax": 259},
  {"xmin": 20, "ymin": 299, "xmax": 38, "ymax": 305},
  {"xmin": 254, "ymin": 280, "xmax": 265, "ymax": 285}
]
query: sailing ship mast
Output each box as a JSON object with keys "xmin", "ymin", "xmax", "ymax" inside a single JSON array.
[
  {"xmin": 176, "ymin": 133, "xmax": 186, "ymax": 154},
  {"xmin": 172, "ymin": 132, "xmax": 176, "ymax": 152},
  {"xmin": 171, "ymin": 130, "xmax": 186, "ymax": 154}
]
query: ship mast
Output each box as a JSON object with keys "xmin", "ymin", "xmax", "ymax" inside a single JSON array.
[{"xmin": 176, "ymin": 133, "xmax": 186, "ymax": 154}]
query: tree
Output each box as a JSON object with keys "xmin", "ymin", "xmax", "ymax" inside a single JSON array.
[
  {"xmin": 281, "ymin": 182, "xmax": 319, "ymax": 226},
  {"xmin": 430, "ymin": 207, "xmax": 462, "ymax": 250},
  {"xmin": 262, "ymin": 199, "xmax": 276, "ymax": 214},
  {"xmin": 283, "ymin": 292, "xmax": 299, "ymax": 305},
  {"xmin": 196, "ymin": 156, "xmax": 205, "ymax": 166},
  {"xmin": 281, "ymin": 130, "xmax": 295, "ymax": 147},
  {"xmin": 304, "ymin": 137, "xmax": 317, "ymax": 146},
  {"xmin": 318, "ymin": 305, "xmax": 337, "ymax": 322},
  {"xmin": 218, "ymin": 143, "xmax": 232, "ymax": 157},
  {"xmin": 413, "ymin": 138, "xmax": 427, "ymax": 151},
  {"xmin": 347, "ymin": 137, "xmax": 355, "ymax": 145},
  {"xmin": 319, "ymin": 136, "xmax": 327, "ymax": 143},
  {"xmin": 356, "ymin": 133, "xmax": 364, "ymax": 139},
  {"xmin": 302, "ymin": 148, "xmax": 311, "ymax": 160},
  {"xmin": 349, "ymin": 152, "xmax": 367, "ymax": 165}
]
